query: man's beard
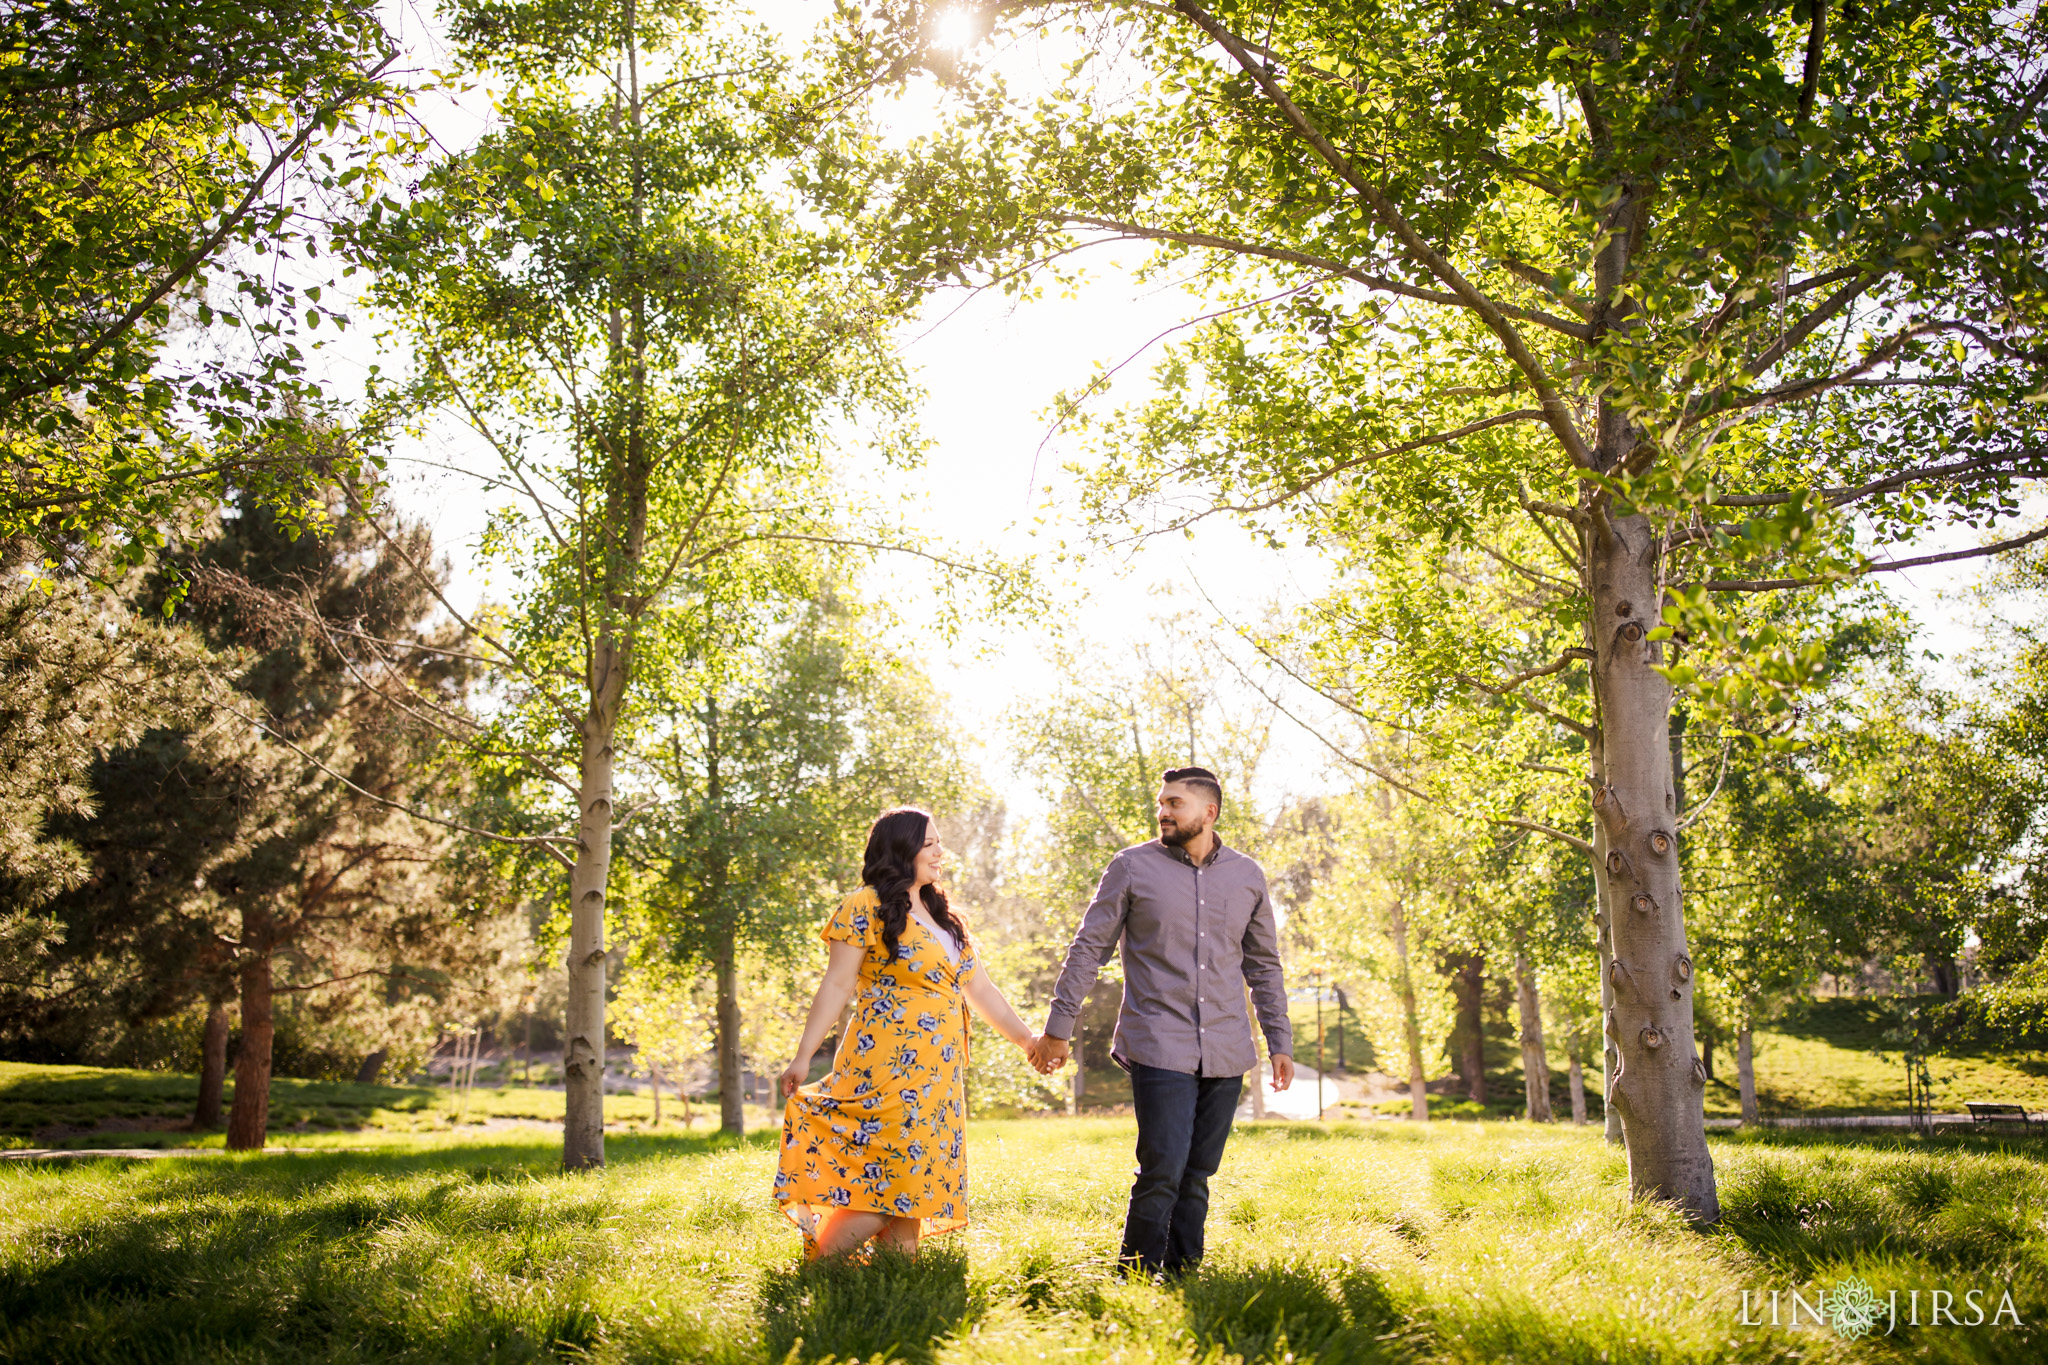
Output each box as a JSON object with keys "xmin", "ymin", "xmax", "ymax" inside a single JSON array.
[{"xmin": 1159, "ymin": 820, "xmax": 1206, "ymax": 848}]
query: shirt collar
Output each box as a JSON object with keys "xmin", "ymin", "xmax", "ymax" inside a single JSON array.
[{"xmin": 1159, "ymin": 834, "xmax": 1227, "ymax": 868}]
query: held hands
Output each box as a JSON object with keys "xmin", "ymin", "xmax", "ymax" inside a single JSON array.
[
  {"xmin": 1269, "ymin": 1053, "xmax": 1296, "ymax": 1092},
  {"xmin": 1026, "ymin": 1034, "xmax": 1071, "ymax": 1076},
  {"xmin": 779, "ymin": 1055, "xmax": 813, "ymax": 1100}
]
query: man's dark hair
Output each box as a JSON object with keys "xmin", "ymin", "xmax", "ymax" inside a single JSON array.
[{"xmin": 1161, "ymin": 766, "xmax": 1223, "ymax": 814}]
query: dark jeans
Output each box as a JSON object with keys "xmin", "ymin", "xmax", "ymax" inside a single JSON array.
[{"xmin": 1120, "ymin": 1061, "xmax": 1243, "ymax": 1275}]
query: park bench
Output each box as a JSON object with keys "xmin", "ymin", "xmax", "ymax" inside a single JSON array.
[{"xmin": 1964, "ymin": 1101, "xmax": 2036, "ymax": 1130}]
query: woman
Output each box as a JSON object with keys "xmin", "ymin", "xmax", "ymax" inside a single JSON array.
[{"xmin": 774, "ymin": 806, "xmax": 1038, "ymax": 1258}]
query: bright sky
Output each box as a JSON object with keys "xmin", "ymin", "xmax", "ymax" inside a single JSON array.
[
  {"xmin": 348, "ymin": 1, "xmax": 2026, "ymax": 825},
  {"xmin": 353, "ymin": 1, "xmax": 1337, "ymax": 820}
]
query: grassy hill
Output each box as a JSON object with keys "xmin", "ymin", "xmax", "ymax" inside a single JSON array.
[
  {"xmin": 0, "ymin": 1062, "xmax": 763, "ymax": 1149},
  {"xmin": 1326, "ymin": 993, "xmax": 2048, "ymax": 1121},
  {"xmin": 1725, "ymin": 996, "xmax": 2048, "ymax": 1116},
  {"xmin": 8, "ymin": 993, "xmax": 2046, "ymax": 1147}
]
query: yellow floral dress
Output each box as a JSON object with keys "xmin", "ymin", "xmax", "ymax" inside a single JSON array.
[{"xmin": 775, "ymin": 886, "xmax": 978, "ymax": 1239}]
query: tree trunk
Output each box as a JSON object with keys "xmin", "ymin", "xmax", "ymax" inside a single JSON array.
[
  {"xmin": 564, "ymin": 672, "xmax": 626, "ymax": 1170},
  {"xmin": 651, "ymin": 1064, "xmax": 662, "ymax": 1127},
  {"xmin": 714, "ymin": 933, "xmax": 743, "ymax": 1135},
  {"xmin": 1448, "ymin": 952, "xmax": 1486, "ymax": 1103},
  {"xmin": 1587, "ymin": 511, "xmax": 1719, "ymax": 1221},
  {"xmin": 1514, "ymin": 947, "xmax": 1554, "ymax": 1122},
  {"xmin": 560, "ymin": 0, "xmax": 652, "ymax": 1167},
  {"xmin": 226, "ymin": 942, "xmax": 273, "ymax": 1151},
  {"xmin": 1334, "ymin": 985, "xmax": 1347, "ymax": 1070},
  {"xmin": 1568, "ymin": 1053, "xmax": 1587, "ymax": 1125},
  {"xmin": 1390, "ymin": 895, "xmax": 1428, "ymax": 1121},
  {"xmin": 354, "ymin": 1048, "xmax": 387, "ymax": 1085},
  {"xmin": 1737, "ymin": 1019, "xmax": 1759, "ymax": 1125},
  {"xmin": 1701, "ymin": 1035, "xmax": 1714, "ymax": 1082},
  {"xmin": 1592, "ymin": 827, "xmax": 1624, "ymax": 1145},
  {"xmin": 193, "ymin": 998, "xmax": 229, "ymax": 1130}
]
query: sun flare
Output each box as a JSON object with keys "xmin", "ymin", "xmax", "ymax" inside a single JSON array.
[{"xmin": 929, "ymin": 7, "xmax": 979, "ymax": 52}]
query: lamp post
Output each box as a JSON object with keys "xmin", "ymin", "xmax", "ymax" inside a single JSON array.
[{"xmin": 1315, "ymin": 967, "xmax": 1326, "ymax": 1119}]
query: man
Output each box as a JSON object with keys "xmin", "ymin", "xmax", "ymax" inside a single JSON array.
[{"xmin": 1028, "ymin": 766, "xmax": 1294, "ymax": 1277}]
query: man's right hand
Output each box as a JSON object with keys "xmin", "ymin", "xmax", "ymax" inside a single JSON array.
[{"xmin": 1030, "ymin": 1035, "xmax": 1071, "ymax": 1075}]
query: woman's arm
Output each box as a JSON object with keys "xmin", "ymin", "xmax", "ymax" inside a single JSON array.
[
  {"xmin": 779, "ymin": 940, "xmax": 866, "ymax": 1098},
  {"xmin": 962, "ymin": 970, "xmax": 1037, "ymax": 1051}
]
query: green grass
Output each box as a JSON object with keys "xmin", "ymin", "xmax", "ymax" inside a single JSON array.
[
  {"xmin": 1722, "ymin": 998, "xmax": 2048, "ymax": 1117},
  {"xmin": 3, "ymin": 1117, "xmax": 2046, "ymax": 1362},
  {"xmin": 0, "ymin": 1061, "xmax": 772, "ymax": 1149},
  {"xmin": 16, "ymin": 991, "xmax": 2045, "ymax": 1150},
  {"xmin": 1328, "ymin": 996, "xmax": 2048, "ymax": 1121}
]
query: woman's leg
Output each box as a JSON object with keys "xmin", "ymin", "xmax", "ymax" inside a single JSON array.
[
  {"xmin": 875, "ymin": 1215, "xmax": 921, "ymax": 1255},
  {"xmin": 813, "ymin": 1209, "xmax": 889, "ymax": 1258}
]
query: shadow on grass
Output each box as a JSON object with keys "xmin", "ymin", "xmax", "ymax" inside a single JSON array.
[
  {"xmin": 758, "ymin": 1244, "xmax": 974, "ymax": 1365},
  {"xmin": 1711, "ymin": 1127, "xmax": 2048, "ymax": 1328},
  {"xmin": 1181, "ymin": 1260, "xmax": 1406, "ymax": 1365},
  {"xmin": 1713, "ymin": 1126, "xmax": 2048, "ymax": 1157},
  {"xmin": 0, "ymin": 1134, "xmax": 785, "ymax": 1365},
  {"xmin": 0, "ymin": 1165, "xmax": 609, "ymax": 1363}
]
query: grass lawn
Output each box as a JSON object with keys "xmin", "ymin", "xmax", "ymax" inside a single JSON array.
[
  {"xmin": 0, "ymin": 1062, "xmax": 778, "ymax": 1150},
  {"xmin": 1726, "ymin": 999, "xmax": 2048, "ymax": 1117},
  {"xmin": 3, "ymin": 1117, "xmax": 2046, "ymax": 1363},
  {"xmin": 1335, "ymin": 997, "xmax": 2048, "ymax": 1122}
]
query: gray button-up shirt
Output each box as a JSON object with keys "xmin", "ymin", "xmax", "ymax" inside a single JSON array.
[{"xmin": 1043, "ymin": 837, "xmax": 1292, "ymax": 1076}]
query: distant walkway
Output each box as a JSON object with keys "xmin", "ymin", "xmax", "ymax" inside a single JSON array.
[
  {"xmin": 1237, "ymin": 1064, "xmax": 1352, "ymax": 1121},
  {"xmin": 2, "ymin": 1145, "xmax": 399, "ymax": 1160},
  {"xmin": 1705, "ymin": 1113, "xmax": 2042, "ymax": 1130},
  {"xmin": 4, "ymin": 1147, "xmax": 221, "ymax": 1160}
]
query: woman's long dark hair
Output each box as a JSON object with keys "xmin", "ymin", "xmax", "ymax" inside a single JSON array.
[{"xmin": 863, "ymin": 806, "xmax": 969, "ymax": 961}]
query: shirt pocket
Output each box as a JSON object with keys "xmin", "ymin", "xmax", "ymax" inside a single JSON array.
[{"xmin": 1209, "ymin": 877, "xmax": 1258, "ymax": 951}]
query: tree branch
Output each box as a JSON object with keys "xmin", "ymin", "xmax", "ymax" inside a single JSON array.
[
  {"xmin": 335, "ymin": 479, "xmax": 584, "ymax": 731},
  {"xmin": 1496, "ymin": 815, "xmax": 1594, "ymax": 856},
  {"xmin": 1168, "ymin": 0, "xmax": 1597, "ymax": 466},
  {"xmin": 1700, "ymin": 523, "xmax": 2048, "ymax": 591},
  {"xmin": 1064, "ymin": 215, "xmax": 1590, "ymax": 339},
  {"xmin": 1797, "ymin": 0, "xmax": 1829, "ymax": 124},
  {"xmin": 1455, "ymin": 663, "xmax": 1597, "ymax": 740},
  {"xmin": 1699, "ymin": 451, "xmax": 2048, "ymax": 512},
  {"xmin": 1152, "ymin": 410, "xmax": 1550, "ymax": 531},
  {"xmin": 0, "ymin": 53, "xmax": 398, "ymax": 413},
  {"xmin": 217, "ymin": 701, "xmax": 576, "ymax": 869},
  {"xmin": 1743, "ymin": 273, "xmax": 1872, "ymax": 376}
]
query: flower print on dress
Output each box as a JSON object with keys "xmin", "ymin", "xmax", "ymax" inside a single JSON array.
[{"xmin": 775, "ymin": 886, "xmax": 979, "ymax": 1241}]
